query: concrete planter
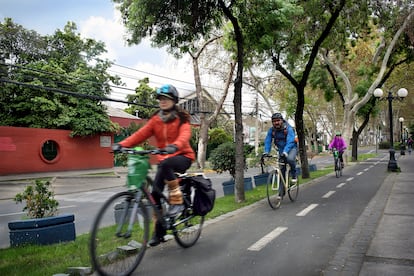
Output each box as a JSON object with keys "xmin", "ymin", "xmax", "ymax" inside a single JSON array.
[
  {"xmin": 8, "ymin": 214, "xmax": 76, "ymax": 247},
  {"xmin": 222, "ymin": 177, "xmax": 253, "ymax": 196}
]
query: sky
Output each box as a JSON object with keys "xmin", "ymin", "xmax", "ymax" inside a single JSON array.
[{"xmin": 0, "ymin": 0, "xmax": 196, "ymax": 106}]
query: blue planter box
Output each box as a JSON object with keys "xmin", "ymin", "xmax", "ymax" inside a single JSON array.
[
  {"xmin": 222, "ymin": 177, "xmax": 253, "ymax": 195},
  {"xmin": 253, "ymin": 173, "xmax": 269, "ymax": 186},
  {"xmin": 296, "ymin": 164, "xmax": 317, "ymax": 176},
  {"xmin": 8, "ymin": 214, "xmax": 76, "ymax": 247}
]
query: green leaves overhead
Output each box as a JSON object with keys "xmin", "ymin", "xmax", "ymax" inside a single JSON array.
[
  {"xmin": 0, "ymin": 19, "xmax": 120, "ymax": 136},
  {"xmin": 114, "ymin": 0, "xmax": 223, "ymax": 57}
]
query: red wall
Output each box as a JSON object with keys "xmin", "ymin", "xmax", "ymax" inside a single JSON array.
[{"xmin": 0, "ymin": 126, "xmax": 114, "ymax": 175}]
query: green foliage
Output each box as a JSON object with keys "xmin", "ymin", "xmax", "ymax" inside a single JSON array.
[
  {"xmin": 14, "ymin": 180, "xmax": 59, "ymax": 219},
  {"xmin": 379, "ymin": 141, "xmax": 390, "ymax": 149},
  {"xmin": 114, "ymin": 0, "xmax": 224, "ymax": 57},
  {"xmin": 207, "ymin": 127, "xmax": 233, "ymax": 159},
  {"xmin": 124, "ymin": 78, "xmax": 158, "ymax": 119},
  {"xmin": 208, "ymin": 141, "xmax": 248, "ymax": 178},
  {"xmin": 0, "ymin": 19, "xmax": 121, "ymax": 137}
]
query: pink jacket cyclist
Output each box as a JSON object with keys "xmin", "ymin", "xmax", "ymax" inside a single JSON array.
[{"xmin": 328, "ymin": 132, "xmax": 347, "ymax": 165}]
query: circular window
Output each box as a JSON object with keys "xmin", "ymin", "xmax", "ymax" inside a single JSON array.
[{"xmin": 40, "ymin": 140, "xmax": 59, "ymax": 163}]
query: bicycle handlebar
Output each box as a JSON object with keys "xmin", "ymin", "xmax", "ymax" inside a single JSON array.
[
  {"xmin": 113, "ymin": 147, "xmax": 168, "ymax": 155},
  {"xmin": 260, "ymin": 154, "xmax": 287, "ymax": 165}
]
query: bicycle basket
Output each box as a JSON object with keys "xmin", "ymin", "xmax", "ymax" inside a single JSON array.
[{"xmin": 127, "ymin": 147, "xmax": 150, "ymax": 189}]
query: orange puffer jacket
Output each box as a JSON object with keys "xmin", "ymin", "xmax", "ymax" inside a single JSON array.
[{"xmin": 119, "ymin": 114, "xmax": 195, "ymax": 163}]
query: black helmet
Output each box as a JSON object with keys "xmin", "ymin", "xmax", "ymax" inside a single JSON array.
[
  {"xmin": 156, "ymin": 84, "xmax": 179, "ymax": 103},
  {"xmin": 271, "ymin": 113, "xmax": 283, "ymax": 120}
]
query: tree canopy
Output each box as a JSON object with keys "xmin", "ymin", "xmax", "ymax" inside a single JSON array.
[{"xmin": 0, "ymin": 19, "xmax": 121, "ymax": 136}]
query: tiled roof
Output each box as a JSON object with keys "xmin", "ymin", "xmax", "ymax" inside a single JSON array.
[{"xmin": 106, "ymin": 105, "xmax": 140, "ymax": 119}]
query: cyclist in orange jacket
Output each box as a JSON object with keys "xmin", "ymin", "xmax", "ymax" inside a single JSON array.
[{"xmin": 114, "ymin": 84, "xmax": 195, "ymax": 246}]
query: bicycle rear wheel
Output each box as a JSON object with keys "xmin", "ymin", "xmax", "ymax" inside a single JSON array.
[
  {"xmin": 267, "ymin": 170, "xmax": 281, "ymax": 209},
  {"xmin": 89, "ymin": 191, "xmax": 150, "ymax": 276},
  {"xmin": 288, "ymin": 176, "xmax": 299, "ymax": 201},
  {"xmin": 173, "ymin": 206, "xmax": 205, "ymax": 248}
]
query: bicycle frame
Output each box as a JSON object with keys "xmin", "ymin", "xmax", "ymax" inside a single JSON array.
[
  {"xmin": 268, "ymin": 158, "xmax": 290, "ymax": 194},
  {"xmin": 90, "ymin": 148, "xmax": 205, "ymax": 276},
  {"xmin": 332, "ymin": 148, "xmax": 342, "ymax": 177}
]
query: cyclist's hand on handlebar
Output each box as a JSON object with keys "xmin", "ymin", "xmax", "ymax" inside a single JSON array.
[
  {"xmin": 111, "ymin": 143, "xmax": 122, "ymax": 152},
  {"xmin": 282, "ymin": 152, "xmax": 288, "ymax": 158},
  {"xmin": 162, "ymin": 144, "xmax": 178, "ymax": 154}
]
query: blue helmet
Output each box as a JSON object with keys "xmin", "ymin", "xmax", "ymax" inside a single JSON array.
[{"xmin": 156, "ymin": 84, "xmax": 179, "ymax": 103}]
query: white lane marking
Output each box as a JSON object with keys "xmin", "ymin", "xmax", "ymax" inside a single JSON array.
[
  {"xmin": 363, "ymin": 168, "xmax": 369, "ymax": 171},
  {"xmin": 357, "ymin": 172, "xmax": 363, "ymax": 176},
  {"xmin": 59, "ymin": 205, "xmax": 77, "ymax": 209},
  {"xmin": 0, "ymin": 211, "xmax": 24, "ymax": 217},
  {"xmin": 248, "ymin": 227, "xmax": 288, "ymax": 251},
  {"xmin": 346, "ymin": 177, "xmax": 354, "ymax": 182},
  {"xmin": 322, "ymin": 191, "xmax": 336, "ymax": 198},
  {"xmin": 337, "ymin": 182, "xmax": 346, "ymax": 188},
  {"xmin": 296, "ymin": 204, "xmax": 318, "ymax": 217}
]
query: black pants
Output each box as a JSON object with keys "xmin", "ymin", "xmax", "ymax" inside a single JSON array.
[{"xmin": 151, "ymin": 155, "xmax": 192, "ymax": 205}]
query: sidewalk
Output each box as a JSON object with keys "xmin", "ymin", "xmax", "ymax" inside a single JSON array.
[{"xmin": 324, "ymin": 152, "xmax": 414, "ymax": 275}]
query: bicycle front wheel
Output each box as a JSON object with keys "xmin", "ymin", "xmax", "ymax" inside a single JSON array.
[
  {"xmin": 335, "ymin": 159, "xmax": 341, "ymax": 178},
  {"xmin": 89, "ymin": 191, "xmax": 150, "ymax": 276},
  {"xmin": 173, "ymin": 207, "xmax": 205, "ymax": 248},
  {"xmin": 288, "ymin": 176, "xmax": 299, "ymax": 202},
  {"xmin": 267, "ymin": 170, "xmax": 281, "ymax": 209}
]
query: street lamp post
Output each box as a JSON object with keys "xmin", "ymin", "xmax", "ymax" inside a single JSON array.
[
  {"xmin": 399, "ymin": 117, "xmax": 405, "ymax": 155},
  {"xmin": 374, "ymin": 87, "xmax": 408, "ymax": 172}
]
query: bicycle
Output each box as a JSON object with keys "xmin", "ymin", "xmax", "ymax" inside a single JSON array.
[
  {"xmin": 89, "ymin": 147, "xmax": 205, "ymax": 276},
  {"xmin": 332, "ymin": 148, "xmax": 343, "ymax": 178},
  {"xmin": 261, "ymin": 154, "xmax": 299, "ymax": 209}
]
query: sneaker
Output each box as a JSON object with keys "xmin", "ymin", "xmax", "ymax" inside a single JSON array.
[
  {"xmin": 291, "ymin": 176, "xmax": 297, "ymax": 183},
  {"xmin": 148, "ymin": 234, "xmax": 165, "ymax": 247}
]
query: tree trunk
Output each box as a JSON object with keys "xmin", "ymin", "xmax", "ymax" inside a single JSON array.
[{"xmin": 197, "ymin": 123, "xmax": 209, "ymax": 169}]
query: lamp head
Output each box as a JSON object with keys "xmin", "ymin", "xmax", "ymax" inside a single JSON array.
[
  {"xmin": 397, "ymin": 88, "xmax": 408, "ymax": 98},
  {"xmin": 373, "ymin": 88, "xmax": 383, "ymax": 98}
]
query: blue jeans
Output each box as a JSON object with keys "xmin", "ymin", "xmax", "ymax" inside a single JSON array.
[{"xmin": 279, "ymin": 148, "xmax": 297, "ymax": 195}]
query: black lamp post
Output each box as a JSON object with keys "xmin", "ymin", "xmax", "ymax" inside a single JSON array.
[
  {"xmin": 399, "ymin": 117, "xmax": 405, "ymax": 155},
  {"xmin": 374, "ymin": 87, "xmax": 408, "ymax": 172}
]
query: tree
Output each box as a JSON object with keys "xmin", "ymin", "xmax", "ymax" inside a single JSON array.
[
  {"xmin": 115, "ymin": 0, "xmax": 249, "ymax": 202},
  {"xmin": 124, "ymin": 77, "xmax": 158, "ymax": 118},
  {"xmin": 240, "ymin": 0, "xmax": 352, "ymax": 178},
  {"xmin": 188, "ymin": 35, "xmax": 234, "ymax": 170},
  {"xmin": 319, "ymin": 5, "xmax": 414, "ymax": 160},
  {"xmin": 0, "ymin": 19, "xmax": 121, "ymax": 136}
]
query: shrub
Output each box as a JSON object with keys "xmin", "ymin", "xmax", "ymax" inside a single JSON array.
[
  {"xmin": 379, "ymin": 141, "xmax": 390, "ymax": 149},
  {"xmin": 14, "ymin": 180, "xmax": 59, "ymax": 218},
  {"xmin": 208, "ymin": 141, "xmax": 248, "ymax": 178}
]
